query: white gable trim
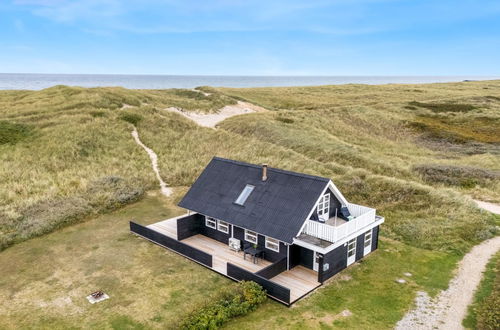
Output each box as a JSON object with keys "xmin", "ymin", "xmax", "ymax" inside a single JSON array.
[
  {"xmin": 295, "ymin": 180, "xmax": 349, "ymax": 238},
  {"xmin": 295, "ymin": 181, "xmax": 330, "ymax": 237}
]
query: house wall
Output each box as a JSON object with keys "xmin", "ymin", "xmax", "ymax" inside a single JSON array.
[
  {"xmin": 372, "ymin": 225, "xmax": 379, "ymax": 251},
  {"xmin": 289, "ymin": 244, "xmax": 314, "ymax": 270},
  {"xmin": 199, "ymin": 221, "xmax": 231, "ymax": 244},
  {"xmin": 318, "ymin": 225, "xmax": 380, "ymax": 282},
  {"xmin": 319, "ymin": 243, "xmax": 347, "ymax": 282},
  {"xmin": 232, "ymin": 225, "xmax": 287, "ymax": 263}
]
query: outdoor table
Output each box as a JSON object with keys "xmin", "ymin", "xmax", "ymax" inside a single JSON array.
[{"xmin": 243, "ymin": 246, "xmax": 265, "ymax": 264}]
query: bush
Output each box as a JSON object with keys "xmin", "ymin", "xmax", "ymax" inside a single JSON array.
[
  {"xmin": 1, "ymin": 176, "xmax": 145, "ymax": 251},
  {"xmin": 180, "ymin": 281, "xmax": 266, "ymax": 329},
  {"xmin": 408, "ymin": 101, "xmax": 477, "ymax": 113},
  {"xmin": 0, "ymin": 121, "xmax": 32, "ymax": 145},
  {"xmin": 120, "ymin": 112, "xmax": 143, "ymax": 125},
  {"xmin": 413, "ymin": 164, "xmax": 499, "ymax": 188}
]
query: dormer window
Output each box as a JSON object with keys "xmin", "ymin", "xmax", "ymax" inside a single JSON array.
[{"xmin": 235, "ymin": 184, "xmax": 255, "ymax": 206}]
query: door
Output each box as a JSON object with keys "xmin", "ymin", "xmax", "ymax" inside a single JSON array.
[
  {"xmin": 313, "ymin": 251, "xmax": 320, "ymax": 271},
  {"xmin": 363, "ymin": 230, "xmax": 372, "ymax": 256},
  {"xmin": 347, "ymin": 238, "xmax": 356, "ymax": 266}
]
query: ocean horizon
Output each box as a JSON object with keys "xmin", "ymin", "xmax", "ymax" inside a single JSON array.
[{"xmin": 0, "ymin": 73, "xmax": 498, "ymax": 90}]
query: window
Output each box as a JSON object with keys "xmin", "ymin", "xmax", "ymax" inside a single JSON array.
[
  {"xmin": 244, "ymin": 229, "xmax": 257, "ymax": 244},
  {"xmin": 205, "ymin": 217, "xmax": 216, "ymax": 229},
  {"xmin": 317, "ymin": 193, "xmax": 330, "ymax": 218},
  {"xmin": 265, "ymin": 237, "xmax": 280, "ymax": 252},
  {"xmin": 364, "ymin": 230, "xmax": 372, "ymax": 248},
  {"xmin": 347, "ymin": 238, "xmax": 356, "ymax": 258},
  {"xmin": 235, "ymin": 184, "xmax": 255, "ymax": 205},
  {"xmin": 217, "ymin": 220, "xmax": 229, "ymax": 234}
]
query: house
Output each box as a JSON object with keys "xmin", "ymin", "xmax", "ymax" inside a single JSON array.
[{"xmin": 130, "ymin": 157, "xmax": 384, "ymax": 305}]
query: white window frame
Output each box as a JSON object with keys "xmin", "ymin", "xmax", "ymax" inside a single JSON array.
[
  {"xmin": 364, "ymin": 230, "xmax": 372, "ymax": 248},
  {"xmin": 347, "ymin": 238, "xmax": 356, "ymax": 257},
  {"xmin": 244, "ymin": 229, "xmax": 258, "ymax": 244},
  {"xmin": 217, "ymin": 220, "xmax": 229, "ymax": 234},
  {"xmin": 317, "ymin": 193, "xmax": 330, "ymax": 218},
  {"xmin": 205, "ymin": 216, "xmax": 216, "ymax": 229},
  {"xmin": 265, "ymin": 237, "xmax": 280, "ymax": 252}
]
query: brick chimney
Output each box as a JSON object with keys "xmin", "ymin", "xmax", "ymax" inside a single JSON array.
[{"xmin": 262, "ymin": 164, "xmax": 268, "ymax": 181}]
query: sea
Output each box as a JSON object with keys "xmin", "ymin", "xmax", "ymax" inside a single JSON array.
[{"xmin": 0, "ymin": 73, "xmax": 498, "ymax": 90}]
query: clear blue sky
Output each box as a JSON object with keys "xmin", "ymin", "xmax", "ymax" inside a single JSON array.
[{"xmin": 1, "ymin": 0, "xmax": 499, "ymax": 75}]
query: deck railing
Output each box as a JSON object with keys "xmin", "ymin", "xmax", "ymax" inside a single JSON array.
[{"xmin": 302, "ymin": 203, "xmax": 377, "ymax": 243}]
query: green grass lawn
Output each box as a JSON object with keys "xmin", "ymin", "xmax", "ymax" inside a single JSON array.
[
  {"xmin": 462, "ymin": 252, "xmax": 500, "ymax": 329},
  {"xmin": 0, "ymin": 193, "xmax": 459, "ymax": 330},
  {"xmin": 0, "ymin": 193, "xmax": 233, "ymax": 329}
]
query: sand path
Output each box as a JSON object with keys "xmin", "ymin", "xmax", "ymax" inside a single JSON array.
[
  {"xmin": 131, "ymin": 127, "xmax": 172, "ymax": 197},
  {"xmin": 396, "ymin": 201, "xmax": 500, "ymax": 330},
  {"xmin": 164, "ymin": 100, "xmax": 267, "ymax": 128}
]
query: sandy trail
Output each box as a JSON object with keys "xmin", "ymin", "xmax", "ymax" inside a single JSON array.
[
  {"xmin": 165, "ymin": 100, "xmax": 267, "ymax": 128},
  {"xmin": 396, "ymin": 202, "xmax": 500, "ymax": 330},
  {"xmin": 131, "ymin": 127, "xmax": 172, "ymax": 197},
  {"xmin": 474, "ymin": 200, "xmax": 500, "ymax": 214}
]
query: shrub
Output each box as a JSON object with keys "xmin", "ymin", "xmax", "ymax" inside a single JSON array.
[
  {"xmin": 180, "ymin": 281, "xmax": 266, "ymax": 329},
  {"xmin": 276, "ymin": 116, "xmax": 294, "ymax": 124},
  {"xmin": 408, "ymin": 101, "xmax": 477, "ymax": 113},
  {"xmin": 120, "ymin": 112, "xmax": 143, "ymax": 125},
  {"xmin": 413, "ymin": 164, "xmax": 499, "ymax": 188},
  {"xmin": 1, "ymin": 176, "xmax": 145, "ymax": 251},
  {"xmin": 89, "ymin": 111, "xmax": 106, "ymax": 118},
  {"xmin": 0, "ymin": 121, "xmax": 32, "ymax": 145}
]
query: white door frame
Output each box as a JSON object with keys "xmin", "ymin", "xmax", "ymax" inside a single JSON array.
[
  {"xmin": 313, "ymin": 251, "xmax": 320, "ymax": 272},
  {"xmin": 363, "ymin": 230, "xmax": 372, "ymax": 256},
  {"xmin": 347, "ymin": 238, "xmax": 356, "ymax": 266}
]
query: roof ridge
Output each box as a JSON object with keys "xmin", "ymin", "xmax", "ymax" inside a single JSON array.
[{"xmin": 212, "ymin": 156, "xmax": 330, "ymax": 182}]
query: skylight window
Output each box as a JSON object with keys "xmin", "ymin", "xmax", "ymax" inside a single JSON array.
[{"xmin": 235, "ymin": 184, "xmax": 255, "ymax": 205}]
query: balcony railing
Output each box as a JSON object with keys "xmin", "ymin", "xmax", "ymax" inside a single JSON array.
[{"xmin": 301, "ymin": 203, "xmax": 377, "ymax": 243}]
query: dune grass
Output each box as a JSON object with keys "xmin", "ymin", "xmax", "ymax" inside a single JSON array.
[{"xmin": 0, "ymin": 80, "xmax": 499, "ymax": 328}]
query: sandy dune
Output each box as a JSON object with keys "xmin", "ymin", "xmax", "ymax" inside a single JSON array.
[{"xmin": 164, "ymin": 101, "xmax": 267, "ymax": 128}]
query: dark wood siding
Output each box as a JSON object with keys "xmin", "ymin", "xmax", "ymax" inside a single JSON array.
[
  {"xmin": 319, "ymin": 243, "xmax": 347, "ymax": 283},
  {"xmin": 199, "ymin": 218, "xmax": 231, "ymax": 244},
  {"xmin": 372, "ymin": 226, "xmax": 379, "ymax": 251},
  {"xmin": 227, "ymin": 263, "xmax": 290, "ymax": 305},
  {"xmin": 130, "ymin": 221, "xmax": 212, "ymax": 267},
  {"xmin": 176, "ymin": 213, "xmax": 203, "ymax": 240},
  {"xmin": 256, "ymin": 257, "xmax": 287, "ymax": 279},
  {"xmin": 355, "ymin": 232, "xmax": 365, "ymax": 261},
  {"xmin": 257, "ymin": 234, "xmax": 287, "ymax": 262},
  {"xmin": 289, "ymin": 244, "xmax": 314, "ymax": 270}
]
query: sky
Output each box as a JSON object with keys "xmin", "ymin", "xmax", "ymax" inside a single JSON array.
[{"xmin": 1, "ymin": 0, "xmax": 499, "ymax": 75}]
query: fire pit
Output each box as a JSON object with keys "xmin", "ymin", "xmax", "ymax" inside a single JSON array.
[{"xmin": 86, "ymin": 290, "xmax": 109, "ymax": 304}]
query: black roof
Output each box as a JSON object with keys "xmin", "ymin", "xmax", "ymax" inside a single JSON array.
[{"xmin": 178, "ymin": 157, "xmax": 330, "ymax": 244}]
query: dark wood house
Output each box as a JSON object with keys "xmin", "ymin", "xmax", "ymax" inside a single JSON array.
[{"xmin": 131, "ymin": 157, "xmax": 384, "ymax": 305}]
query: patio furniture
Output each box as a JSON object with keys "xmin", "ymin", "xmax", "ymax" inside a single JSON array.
[{"xmin": 243, "ymin": 246, "xmax": 265, "ymax": 264}]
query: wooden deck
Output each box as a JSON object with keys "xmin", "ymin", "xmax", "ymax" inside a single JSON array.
[
  {"xmin": 271, "ymin": 266, "xmax": 321, "ymax": 302},
  {"xmin": 182, "ymin": 234, "xmax": 271, "ymax": 275},
  {"xmin": 147, "ymin": 218, "xmax": 178, "ymax": 239},
  {"xmin": 144, "ymin": 219, "xmax": 322, "ymax": 304}
]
